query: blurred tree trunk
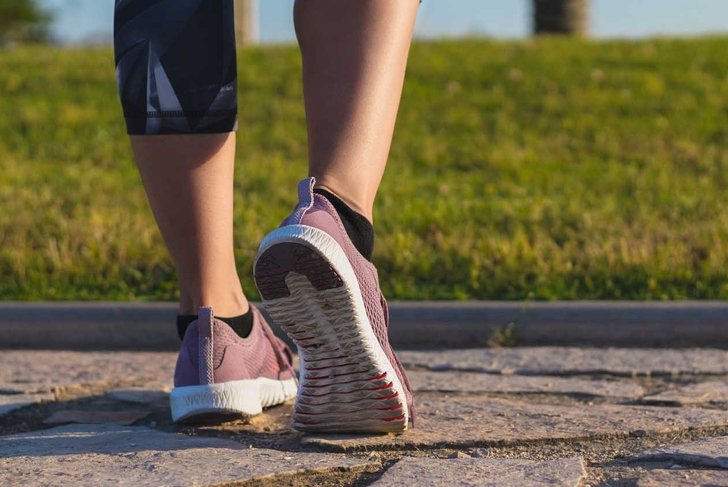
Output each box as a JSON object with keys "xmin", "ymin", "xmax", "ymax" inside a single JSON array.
[
  {"xmin": 234, "ymin": 0, "xmax": 258, "ymax": 45},
  {"xmin": 0, "ymin": 0, "xmax": 51, "ymax": 45},
  {"xmin": 533, "ymin": 0, "xmax": 589, "ymax": 36}
]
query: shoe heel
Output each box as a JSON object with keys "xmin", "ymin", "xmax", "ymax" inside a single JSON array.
[
  {"xmin": 170, "ymin": 378, "xmax": 298, "ymax": 423},
  {"xmin": 254, "ymin": 230, "xmax": 408, "ymax": 433},
  {"xmin": 169, "ymin": 380, "xmax": 263, "ymax": 422}
]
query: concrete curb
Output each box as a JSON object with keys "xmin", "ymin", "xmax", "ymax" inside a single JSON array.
[{"xmin": 2, "ymin": 301, "xmax": 728, "ymax": 350}]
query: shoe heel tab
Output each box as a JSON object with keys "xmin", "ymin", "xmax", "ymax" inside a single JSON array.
[
  {"xmin": 197, "ymin": 306, "xmax": 214, "ymax": 338},
  {"xmin": 285, "ymin": 177, "xmax": 316, "ymax": 225},
  {"xmin": 197, "ymin": 306, "xmax": 214, "ymax": 384},
  {"xmin": 298, "ymin": 177, "xmax": 315, "ymax": 206}
]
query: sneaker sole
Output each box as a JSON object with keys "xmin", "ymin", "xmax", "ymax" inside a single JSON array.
[
  {"xmin": 254, "ymin": 224, "xmax": 409, "ymax": 433},
  {"xmin": 170, "ymin": 377, "xmax": 297, "ymax": 423}
]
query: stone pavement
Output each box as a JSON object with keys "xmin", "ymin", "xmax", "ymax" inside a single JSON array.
[{"xmin": 2, "ymin": 348, "xmax": 728, "ymax": 486}]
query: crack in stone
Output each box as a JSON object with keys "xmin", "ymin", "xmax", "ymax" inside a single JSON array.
[
  {"xmin": 212, "ymin": 462, "xmax": 385, "ymax": 487},
  {"xmin": 303, "ymin": 425, "xmax": 728, "ymax": 457}
]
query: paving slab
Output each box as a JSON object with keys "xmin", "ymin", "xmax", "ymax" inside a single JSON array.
[
  {"xmin": 44, "ymin": 409, "xmax": 151, "ymax": 425},
  {"xmin": 629, "ymin": 436, "xmax": 728, "ymax": 468},
  {"xmin": 635, "ymin": 469, "xmax": 728, "ymax": 486},
  {"xmin": 106, "ymin": 388, "xmax": 169, "ymax": 405},
  {"xmin": 400, "ymin": 348, "xmax": 728, "ymax": 377},
  {"xmin": 642, "ymin": 380, "xmax": 728, "ymax": 406},
  {"xmin": 372, "ymin": 455, "xmax": 586, "ymax": 487},
  {"xmin": 0, "ymin": 351, "xmax": 176, "ymax": 394},
  {"xmin": 0, "ymin": 393, "xmax": 55, "ymax": 416},
  {"xmin": 302, "ymin": 396, "xmax": 728, "ymax": 451},
  {"xmin": 0, "ymin": 424, "xmax": 376, "ymax": 486},
  {"xmin": 106, "ymin": 382, "xmax": 172, "ymax": 406},
  {"xmin": 409, "ymin": 370, "xmax": 644, "ymax": 398}
]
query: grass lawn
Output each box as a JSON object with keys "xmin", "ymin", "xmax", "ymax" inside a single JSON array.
[{"xmin": 1, "ymin": 36, "xmax": 728, "ymax": 301}]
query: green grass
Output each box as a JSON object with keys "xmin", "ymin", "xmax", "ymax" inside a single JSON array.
[{"xmin": 2, "ymin": 36, "xmax": 728, "ymax": 301}]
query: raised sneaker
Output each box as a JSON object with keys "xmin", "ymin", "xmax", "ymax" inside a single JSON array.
[
  {"xmin": 169, "ymin": 305, "xmax": 297, "ymax": 422},
  {"xmin": 254, "ymin": 177, "xmax": 415, "ymax": 433}
]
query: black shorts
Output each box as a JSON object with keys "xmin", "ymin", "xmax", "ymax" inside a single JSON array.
[{"xmin": 114, "ymin": 0, "xmax": 238, "ymax": 135}]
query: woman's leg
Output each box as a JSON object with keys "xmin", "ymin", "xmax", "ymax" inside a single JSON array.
[
  {"xmin": 294, "ymin": 0, "xmax": 419, "ymax": 222},
  {"xmin": 114, "ymin": 0, "xmax": 246, "ymax": 316},
  {"xmin": 130, "ymin": 134, "xmax": 247, "ymax": 316},
  {"xmin": 249, "ymin": 0, "xmax": 419, "ymax": 433},
  {"xmin": 115, "ymin": 0, "xmax": 298, "ymax": 424}
]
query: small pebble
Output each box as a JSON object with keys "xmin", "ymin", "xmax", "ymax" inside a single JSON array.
[
  {"xmin": 470, "ymin": 448, "xmax": 489, "ymax": 458},
  {"xmin": 448, "ymin": 451, "xmax": 470, "ymax": 459}
]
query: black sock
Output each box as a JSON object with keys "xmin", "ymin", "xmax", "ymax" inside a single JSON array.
[
  {"xmin": 314, "ymin": 188, "xmax": 375, "ymax": 261},
  {"xmin": 176, "ymin": 308, "xmax": 254, "ymax": 340}
]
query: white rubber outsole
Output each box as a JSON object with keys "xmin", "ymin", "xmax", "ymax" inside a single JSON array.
[
  {"xmin": 254, "ymin": 224, "xmax": 409, "ymax": 433},
  {"xmin": 170, "ymin": 377, "xmax": 297, "ymax": 423}
]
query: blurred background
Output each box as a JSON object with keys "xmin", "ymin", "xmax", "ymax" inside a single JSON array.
[
  {"xmin": 6, "ymin": 0, "xmax": 728, "ymax": 44},
  {"xmin": 1, "ymin": 1, "xmax": 727, "ymax": 302}
]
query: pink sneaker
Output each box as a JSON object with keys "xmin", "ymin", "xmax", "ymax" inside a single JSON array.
[
  {"xmin": 169, "ymin": 306, "xmax": 297, "ymax": 422},
  {"xmin": 254, "ymin": 178, "xmax": 414, "ymax": 433}
]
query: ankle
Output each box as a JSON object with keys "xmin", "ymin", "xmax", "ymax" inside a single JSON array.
[
  {"xmin": 177, "ymin": 305, "xmax": 254, "ymax": 340},
  {"xmin": 310, "ymin": 177, "xmax": 373, "ymax": 222},
  {"xmin": 178, "ymin": 290, "xmax": 249, "ymax": 316},
  {"xmin": 313, "ymin": 187, "xmax": 375, "ymax": 261}
]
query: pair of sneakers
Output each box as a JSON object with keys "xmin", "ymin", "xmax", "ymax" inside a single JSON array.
[{"xmin": 169, "ymin": 178, "xmax": 414, "ymax": 433}]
